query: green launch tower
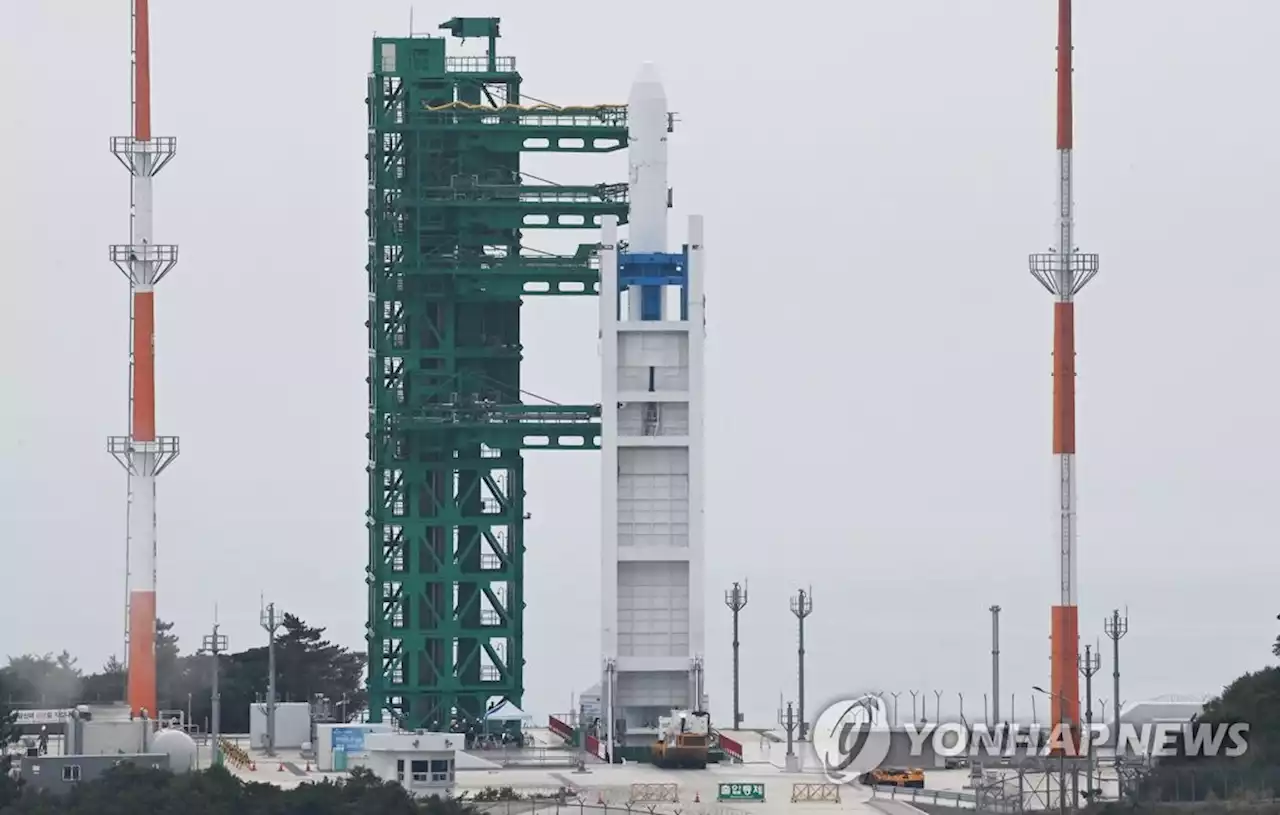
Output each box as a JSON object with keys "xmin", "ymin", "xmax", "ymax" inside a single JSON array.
[{"xmin": 365, "ymin": 17, "xmax": 629, "ymax": 729}]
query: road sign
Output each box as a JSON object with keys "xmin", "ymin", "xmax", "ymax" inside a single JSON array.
[{"xmin": 718, "ymin": 783, "xmax": 766, "ymax": 802}]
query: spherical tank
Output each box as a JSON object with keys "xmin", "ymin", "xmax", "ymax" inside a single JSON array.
[{"xmin": 152, "ymin": 728, "xmax": 197, "ymax": 773}]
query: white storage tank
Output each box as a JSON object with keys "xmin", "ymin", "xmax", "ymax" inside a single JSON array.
[{"xmin": 152, "ymin": 729, "xmax": 198, "ymax": 773}]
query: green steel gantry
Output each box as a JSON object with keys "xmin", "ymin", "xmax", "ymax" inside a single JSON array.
[{"xmin": 366, "ymin": 17, "xmax": 629, "ymax": 729}]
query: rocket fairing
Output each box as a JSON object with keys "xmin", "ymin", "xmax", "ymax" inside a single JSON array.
[{"xmin": 626, "ymin": 61, "xmax": 669, "ymax": 254}]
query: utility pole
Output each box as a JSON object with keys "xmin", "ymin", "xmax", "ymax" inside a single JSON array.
[
  {"xmin": 1078, "ymin": 643, "xmax": 1101, "ymax": 800},
  {"xmin": 200, "ymin": 619, "xmax": 229, "ymax": 763},
  {"xmin": 778, "ymin": 699, "xmax": 800, "ymax": 773},
  {"xmin": 260, "ymin": 600, "xmax": 283, "ymax": 756},
  {"xmin": 1034, "ymin": 685, "xmax": 1070, "ymax": 815},
  {"xmin": 789, "ymin": 588, "xmax": 813, "ymax": 741},
  {"xmin": 933, "ymin": 689, "xmax": 942, "ymax": 723},
  {"xmin": 890, "ymin": 692, "xmax": 901, "ymax": 727},
  {"xmin": 990, "ymin": 605, "xmax": 1002, "ymax": 729},
  {"xmin": 1103, "ymin": 608, "xmax": 1128, "ymax": 762},
  {"xmin": 724, "ymin": 581, "xmax": 748, "ymax": 728},
  {"xmin": 909, "ymin": 689, "xmax": 920, "ymax": 722}
]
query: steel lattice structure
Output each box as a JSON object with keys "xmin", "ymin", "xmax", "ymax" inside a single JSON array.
[{"xmin": 365, "ymin": 17, "xmax": 629, "ymax": 728}]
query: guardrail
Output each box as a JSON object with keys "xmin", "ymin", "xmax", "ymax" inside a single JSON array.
[
  {"xmin": 714, "ymin": 731, "xmax": 744, "ymax": 763},
  {"xmin": 548, "ymin": 716, "xmax": 575, "ymax": 744},
  {"xmin": 869, "ymin": 784, "xmax": 980, "ymax": 810}
]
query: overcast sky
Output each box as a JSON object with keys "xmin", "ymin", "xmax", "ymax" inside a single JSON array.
[{"xmin": 2, "ymin": 1, "xmax": 1277, "ymax": 727}]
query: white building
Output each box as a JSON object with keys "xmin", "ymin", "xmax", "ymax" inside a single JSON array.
[{"xmin": 361, "ymin": 732, "xmax": 459, "ymax": 797}]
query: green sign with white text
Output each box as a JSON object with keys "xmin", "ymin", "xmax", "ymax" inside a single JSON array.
[{"xmin": 717, "ymin": 783, "xmax": 766, "ymax": 802}]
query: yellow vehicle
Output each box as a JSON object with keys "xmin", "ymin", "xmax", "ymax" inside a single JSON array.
[
  {"xmin": 651, "ymin": 710, "xmax": 710, "ymax": 769},
  {"xmin": 858, "ymin": 767, "xmax": 925, "ymax": 789}
]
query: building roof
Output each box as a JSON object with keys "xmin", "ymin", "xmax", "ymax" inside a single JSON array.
[{"xmin": 1117, "ymin": 695, "xmax": 1209, "ymax": 724}]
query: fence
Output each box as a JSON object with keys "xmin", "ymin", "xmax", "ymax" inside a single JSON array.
[
  {"xmin": 1124, "ymin": 765, "xmax": 1280, "ymax": 805},
  {"xmin": 870, "ymin": 783, "xmax": 982, "ymax": 811},
  {"xmin": 791, "ymin": 783, "xmax": 842, "ymax": 803},
  {"xmin": 629, "ymin": 784, "xmax": 679, "ymax": 803},
  {"xmin": 467, "ymin": 801, "xmax": 756, "ymax": 815}
]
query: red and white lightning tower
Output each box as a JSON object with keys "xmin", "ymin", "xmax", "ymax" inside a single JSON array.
[
  {"xmin": 108, "ymin": 0, "xmax": 179, "ymax": 720},
  {"xmin": 1029, "ymin": 0, "xmax": 1098, "ymax": 746}
]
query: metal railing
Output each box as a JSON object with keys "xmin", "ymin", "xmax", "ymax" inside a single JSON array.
[
  {"xmin": 465, "ymin": 799, "xmax": 743, "ymax": 815},
  {"xmin": 870, "ymin": 783, "xmax": 983, "ymax": 811}
]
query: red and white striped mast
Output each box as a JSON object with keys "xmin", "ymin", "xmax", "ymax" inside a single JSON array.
[
  {"xmin": 108, "ymin": 0, "xmax": 179, "ymax": 720},
  {"xmin": 1029, "ymin": 0, "xmax": 1098, "ymax": 748}
]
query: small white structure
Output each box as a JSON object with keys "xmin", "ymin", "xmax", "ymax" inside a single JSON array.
[
  {"xmin": 361, "ymin": 732, "xmax": 459, "ymax": 797},
  {"xmin": 249, "ymin": 702, "xmax": 311, "ymax": 749},
  {"xmin": 484, "ymin": 702, "xmax": 530, "ymax": 726},
  {"xmin": 65, "ymin": 708, "xmax": 151, "ymax": 756},
  {"xmin": 314, "ymin": 722, "xmax": 393, "ymax": 771}
]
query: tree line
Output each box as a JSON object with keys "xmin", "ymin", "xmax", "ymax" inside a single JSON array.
[
  {"xmin": 0, "ymin": 614, "xmax": 366, "ymax": 734},
  {"xmin": 0, "ymin": 761, "xmax": 471, "ymax": 815},
  {"xmin": 1100, "ymin": 621, "xmax": 1280, "ymax": 807}
]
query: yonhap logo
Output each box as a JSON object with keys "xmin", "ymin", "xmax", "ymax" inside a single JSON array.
[{"xmin": 811, "ymin": 694, "xmax": 892, "ymax": 783}]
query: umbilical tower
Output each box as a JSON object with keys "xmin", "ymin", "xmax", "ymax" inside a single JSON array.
[{"xmin": 365, "ymin": 18, "xmax": 630, "ymax": 728}]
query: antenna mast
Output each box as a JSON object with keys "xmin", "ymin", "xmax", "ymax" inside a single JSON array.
[
  {"xmin": 1028, "ymin": 0, "xmax": 1098, "ymax": 750},
  {"xmin": 789, "ymin": 588, "xmax": 813, "ymax": 741},
  {"xmin": 724, "ymin": 581, "xmax": 749, "ymax": 729},
  {"xmin": 110, "ymin": 0, "xmax": 180, "ymax": 720}
]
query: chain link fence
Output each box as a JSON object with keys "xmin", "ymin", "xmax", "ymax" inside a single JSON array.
[{"xmin": 1122, "ymin": 765, "xmax": 1280, "ymax": 806}]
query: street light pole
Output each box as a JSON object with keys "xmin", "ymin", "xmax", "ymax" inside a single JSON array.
[
  {"xmin": 1078, "ymin": 645, "xmax": 1101, "ymax": 801},
  {"xmin": 200, "ymin": 621, "xmax": 229, "ymax": 764},
  {"xmin": 1034, "ymin": 685, "xmax": 1071, "ymax": 815}
]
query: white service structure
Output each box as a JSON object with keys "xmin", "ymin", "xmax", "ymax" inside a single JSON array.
[
  {"xmin": 598, "ymin": 61, "xmax": 707, "ymax": 751},
  {"xmin": 248, "ymin": 702, "xmax": 311, "ymax": 750}
]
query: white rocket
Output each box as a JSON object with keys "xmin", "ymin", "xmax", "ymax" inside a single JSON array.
[
  {"xmin": 597, "ymin": 62, "xmax": 707, "ymax": 758},
  {"xmin": 626, "ymin": 61, "xmax": 669, "ymax": 254}
]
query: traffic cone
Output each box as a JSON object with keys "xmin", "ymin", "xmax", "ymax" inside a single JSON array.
[
  {"xmin": 249, "ymin": 761, "xmax": 256, "ymax": 771},
  {"xmin": 278, "ymin": 762, "xmax": 285, "ymax": 772},
  {"xmin": 597, "ymin": 792, "xmax": 605, "ymax": 805},
  {"xmin": 694, "ymin": 792, "xmax": 700, "ymax": 803},
  {"xmin": 305, "ymin": 762, "xmax": 312, "ymax": 772}
]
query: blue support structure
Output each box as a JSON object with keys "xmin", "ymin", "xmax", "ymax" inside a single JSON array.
[{"xmin": 618, "ymin": 250, "xmax": 689, "ymax": 320}]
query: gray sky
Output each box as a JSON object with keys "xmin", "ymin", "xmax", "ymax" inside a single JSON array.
[{"xmin": 2, "ymin": 1, "xmax": 1277, "ymax": 726}]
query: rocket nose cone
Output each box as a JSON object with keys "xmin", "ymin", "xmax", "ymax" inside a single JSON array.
[
  {"xmin": 635, "ymin": 61, "xmax": 661, "ymax": 84},
  {"xmin": 629, "ymin": 61, "xmax": 667, "ymax": 103}
]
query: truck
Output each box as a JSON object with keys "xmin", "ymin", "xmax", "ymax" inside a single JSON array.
[{"xmin": 651, "ymin": 710, "xmax": 710, "ymax": 769}]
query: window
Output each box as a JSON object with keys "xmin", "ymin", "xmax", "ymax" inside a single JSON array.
[
  {"xmin": 410, "ymin": 759, "xmax": 429, "ymax": 782},
  {"xmin": 430, "ymin": 759, "xmax": 452, "ymax": 782},
  {"xmin": 396, "ymin": 758, "xmax": 405, "ymax": 782},
  {"xmin": 61, "ymin": 764, "xmax": 82, "ymax": 782}
]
